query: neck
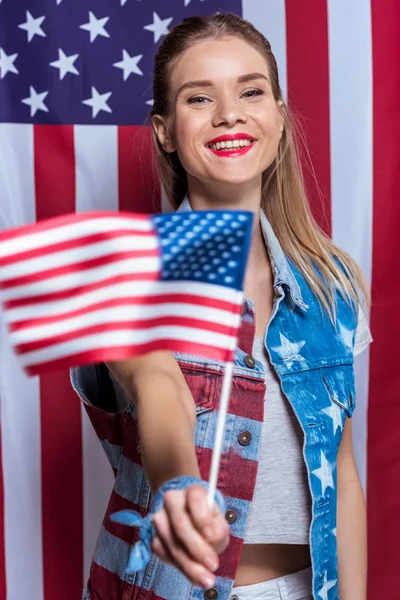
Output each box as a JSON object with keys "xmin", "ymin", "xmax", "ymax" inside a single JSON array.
[{"xmin": 186, "ymin": 176, "xmax": 270, "ymax": 272}]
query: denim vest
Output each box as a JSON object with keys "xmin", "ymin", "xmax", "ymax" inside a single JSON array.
[{"xmin": 71, "ymin": 199, "xmax": 357, "ymax": 600}]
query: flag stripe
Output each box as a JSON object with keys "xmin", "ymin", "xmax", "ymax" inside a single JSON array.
[
  {"xmin": 0, "ymin": 129, "xmax": 44, "ymax": 600},
  {"xmin": 368, "ymin": 2, "xmax": 400, "ymax": 597},
  {"xmin": 13, "ymin": 316, "xmax": 241, "ymax": 352},
  {"xmin": 0, "ymin": 404, "xmax": 6, "ymax": 600},
  {"xmin": 118, "ymin": 126, "xmax": 161, "ymax": 214},
  {"xmin": 25, "ymin": 340, "xmax": 236, "ymax": 377},
  {"xmin": 9, "ymin": 300, "xmax": 242, "ymax": 333},
  {"xmin": 327, "ymin": 0, "xmax": 373, "ymax": 491},
  {"xmin": 18, "ymin": 324, "xmax": 240, "ymax": 369},
  {"xmin": 34, "ymin": 125, "xmax": 83, "ymax": 600},
  {"xmin": 285, "ymin": 0, "xmax": 332, "ymax": 235},
  {"xmin": 242, "ymin": 0, "xmax": 288, "ymax": 100},
  {"xmin": 75, "ymin": 135, "xmax": 120, "ymax": 584}
]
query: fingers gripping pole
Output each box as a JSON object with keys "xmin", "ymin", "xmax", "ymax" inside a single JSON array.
[{"xmin": 207, "ymin": 360, "xmax": 234, "ymax": 507}]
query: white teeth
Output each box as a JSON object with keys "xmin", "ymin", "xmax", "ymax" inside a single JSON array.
[{"xmin": 208, "ymin": 138, "xmax": 254, "ymax": 151}]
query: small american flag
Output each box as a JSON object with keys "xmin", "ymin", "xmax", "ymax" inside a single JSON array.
[{"xmin": 0, "ymin": 209, "xmax": 252, "ymax": 375}]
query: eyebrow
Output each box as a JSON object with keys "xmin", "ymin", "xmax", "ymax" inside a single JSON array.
[{"xmin": 176, "ymin": 72, "xmax": 269, "ymax": 96}]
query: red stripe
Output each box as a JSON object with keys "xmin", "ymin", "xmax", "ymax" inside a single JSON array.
[
  {"xmin": 16, "ymin": 316, "xmax": 238, "ymax": 354},
  {"xmin": 0, "ymin": 228, "xmax": 154, "ymax": 267},
  {"xmin": 0, "ymin": 210, "xmax": 149, "ymax": 242},
  {"xmin": 118, "ymin": 126, "xmax": 161, "ymax": 214},
  {"xmin": 5, "ymin": 272, "xmax": 159, "ymax": 309},
  {"xmin": 285, "ymin": 0, "xmax": 332, "ymax": 235},
  {"xmin": 1, "ymin": 248, "xmax": 159, "ymax": 289},
  {"xmin": 368, "ymin": 3, "xmax": 400, "ymax": 599},
  {"xmin": 197, "ymin": 446, "xmax": 258, "ymax": 502},
  {"xmin": 0, "ymin": 414, "xmax": 7, "ymax": 599},
  {"xmin": 10, "ymin": 295, "xmax": 241, "ymax": 330},
  {"xmin": 34, "ymin": 124, "xmax": 83, "ymax": 600},
  {"xmin": 25, "ymin": 341, "xmax": 235, "ymax": 376}
]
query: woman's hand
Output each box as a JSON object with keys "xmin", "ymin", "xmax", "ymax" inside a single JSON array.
[{"xmin": 151, "ymin": 484, "xmax": 230, "ymax": 589}]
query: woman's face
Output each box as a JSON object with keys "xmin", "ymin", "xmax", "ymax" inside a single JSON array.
[{"xmin": 156, "ymin": 36, "xmax": 284, "ymax": 188}]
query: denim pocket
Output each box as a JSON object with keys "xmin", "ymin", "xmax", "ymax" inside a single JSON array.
[{"xmin": 320, "ymin": 364, "xmax": 356, "ymax": 418}]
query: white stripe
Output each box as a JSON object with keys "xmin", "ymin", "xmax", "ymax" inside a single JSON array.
[
  {"xmin": 19, "ymin": 319, "xmax": 242, "ymax": 367},
  {"xmin": 0, "ymin": 126, "xmax": 44, "ymax": 599},
  {"xmin": 0, "ymin": 235, "xmax": 158, "ymax": 281},
  {"xmin": 1, "ymin": 256, "xmax": 161, "ymax": 302},
  {"xmin": 75, "ymin": 125, "xmax": 119, "ymax": 213},
  {"xmin": 75, "ymin": 125, "xmax": 120, "ymax": 582},
  {"xmin": 0, "ymin": 125, "xmax": 37, "ymax": 230},
  {"xmin": 242, "ymin": 0, "xmax": 288, "ymax": 101},
  {"xmin": 10, "ymin": 302, "xmax": 242, "ymax": 344},
  {"xmin": 0, "ymin": 216, "xmax": 153, "ymax": 259},
  {"xmin": 6, "ymin": 279, "xmax": 242, "ymax": 322},
  {"xmin": 328, "ymin": 0, "xmax": 373, "ymax": 491}
]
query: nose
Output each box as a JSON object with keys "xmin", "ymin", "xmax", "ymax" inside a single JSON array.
[{"xmin": 211, "ymin": 96, "xmax": 248, "ymax": 128}]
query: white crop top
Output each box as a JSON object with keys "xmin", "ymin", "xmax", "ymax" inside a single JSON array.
[{"xmin": 244, "ymin": 306, "xmax": 372, "ymax": 544}]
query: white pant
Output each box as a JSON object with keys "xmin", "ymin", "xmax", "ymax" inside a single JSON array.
[{"xmin": 230, "ymin": 567, "xmax": 313, "ymax": 600}]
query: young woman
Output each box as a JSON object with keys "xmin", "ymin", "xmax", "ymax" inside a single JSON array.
[{"xmin": 71, "ymin": 13, "xmax": 372, "ymax": 600}]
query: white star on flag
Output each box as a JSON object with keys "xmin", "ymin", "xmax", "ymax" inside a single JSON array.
[
  {"xmin": 113, "ymin": 51, "xmax": 143, "ymax": 80},
  {"xmin": 56, "ymin": 0, "xmax": 63, "ymax": 4},
  {"xmin": 272, "ymin": 334, "xmax": 305, "ymax": 367},
  {"xmin": 83, "ymin": 87, "xmax": 112, "ymax": 118},
  {"xmin": 144, "ymin": 12, "xmax": 173, "ymax": 43},
  {"xmin": 18, "ymin": 11, "xmax": 46, "ymax": 42},
  {"xmin": 338, "ymin": 320, "xmax": 353, "ymax": 349},
  {"xmin": 0, "ymin": 48, "xmax": 19, "ymax": 79},
  {"xmin": 146, "ymin": 99, "xmax": 154, "ymax": 106},
  {"xmin": 321, "ymin": 402, "xmax": 343, "ymax": 436},
  {"xmin": 21, "ymin": 86, "xmax": 49, "ymax": 117},
  {"xmin": 80, "ymin": 12, "xmax": 110, "ymax": 43},
  {"xmin": 121, "ymin": 0, "xmax": 129, "ymax": 5},
  {"xmin": 312, "ymin": 451, "xmax": 334, "ymax": 496},
  {"xmin": 50, "ymin": 49, "xmax": 79, "ymax": 80},
  {"xmin": 184, "ymin": 0, "xmax": 205, "ymax": 5},
  {"xmin": 318, "ymin": 572, "xmax": 337, "ymax": 600}
]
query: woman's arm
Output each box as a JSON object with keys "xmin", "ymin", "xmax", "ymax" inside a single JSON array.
[
  {"xmin": 106, "ymin": 351, "xmax": 229, "ymax": 588},
  {"xmin": 337, "ymin": 418, "xmax": 367, "ymax": 599},
  {"xmin": 107, "ymin": 350, "xmax": 200, "ymax": 491}
]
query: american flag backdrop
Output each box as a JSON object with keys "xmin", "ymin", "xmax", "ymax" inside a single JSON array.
[{"xmin": 0, "ymin": 1, "xmax": 398, "ymax": 599}]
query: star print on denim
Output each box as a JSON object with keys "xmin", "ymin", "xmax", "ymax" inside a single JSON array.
[
  {"xmin": 337, "ymin": 320, "xmax": 353, "ymax": 349},
  {"xmin": 311, "ymin": 451, "xmax": 334, "ymax": 496},
  {"xmin": 318, "ymin": 572, "xmax": 337, "ymax": 600},
  {"xmin": 321, "ymin": 403, "xmax": 344, "ymax": 436},
  {"xmin": 271, "ymin": 333, "xmax": 306, "ymax": 367}
]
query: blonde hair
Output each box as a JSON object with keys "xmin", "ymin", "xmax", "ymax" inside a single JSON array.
[{"xmin": 150, "ymin": 13, "xmax": 370, "ymax": 320}]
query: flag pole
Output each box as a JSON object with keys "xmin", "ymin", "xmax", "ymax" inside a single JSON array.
[
  {"xmin": 207, "ymin": 288, "xmax": 243, "ymax": 507},
  {"xmin": 207, "ymin": 359, "xmax": 234, "ymax": 507}
]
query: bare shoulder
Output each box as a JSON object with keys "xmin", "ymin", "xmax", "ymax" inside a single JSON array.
[{"xmin": 105, "ymin": 350, "xmax": 187, "ymax": 396}]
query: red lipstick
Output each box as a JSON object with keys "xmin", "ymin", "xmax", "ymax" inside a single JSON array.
[{"xmin": 206, "ymin": 133, "xmax": 256, "ymax": 158}]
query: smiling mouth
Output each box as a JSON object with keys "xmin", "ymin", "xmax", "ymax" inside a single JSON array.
[{"xmin": 206, "ymin": 138, "xmax": 255, "ymax": 151}]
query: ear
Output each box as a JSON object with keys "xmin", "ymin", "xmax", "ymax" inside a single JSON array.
[
  {"xmin": 152, "ymin": 115, "xmax": 176, "ymax": 153},
  {"xmin": 277, "ymin": 100, "xmax": 285, "ymax": 139}
]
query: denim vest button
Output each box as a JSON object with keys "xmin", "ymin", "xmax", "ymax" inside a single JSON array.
[
  {"xmin": 244, "ymin": 355, "xmax": 256, "ymax": 368},
  {"xmin": 225, "ymin": 509, "xmax": 238, "ymax": 524},
  {"xmin": 204, "ymin": 588, "xmax": 218, "ymax": 599},
  {"xmin": 238, "ymin": 431, "xmax": 252, "ymax": 446},
  {"xmin": 231, "ymin": 596, "xmax": 239, "ymax": 600}
]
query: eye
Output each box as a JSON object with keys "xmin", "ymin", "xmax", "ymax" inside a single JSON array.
[
  {"xmin": 242, "ymin": 88, "xmax": 264, "ymax": 98},
  {"xmin": 187, "ymin": 95, "xmax": 211, "ymax": 105}
]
